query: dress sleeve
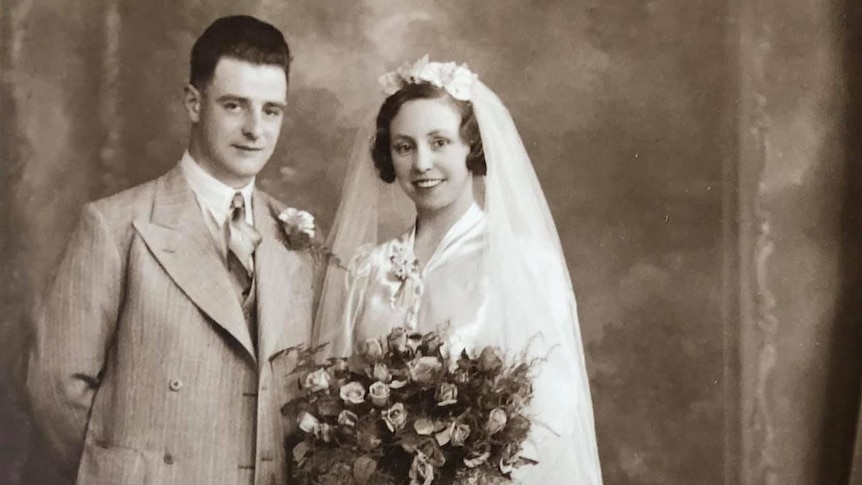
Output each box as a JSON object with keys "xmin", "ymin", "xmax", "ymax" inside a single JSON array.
[{"xmin": 321, "ymin": 243, "xmax": 377, "ymax": 357}]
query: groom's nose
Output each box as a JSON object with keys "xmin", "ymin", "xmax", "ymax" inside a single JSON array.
[{"xmin": 242, "ymin": 111, "xmax": 263, "ymax": 140}]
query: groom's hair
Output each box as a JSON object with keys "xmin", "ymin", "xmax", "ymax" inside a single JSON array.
[
  {"xmin": 371, "ymin": 83, "xmax": 486, "ymax": 184},
  {"xmin": 190, "ymin": 15, "xmax": 292, "ymax": 90}
]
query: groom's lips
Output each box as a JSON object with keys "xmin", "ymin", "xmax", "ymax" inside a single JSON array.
[{"xmin": 233, "ymin": 144, "xmax": 263, "ymax": 152}]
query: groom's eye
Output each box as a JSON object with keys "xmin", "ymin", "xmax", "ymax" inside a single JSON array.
[{"xmin": 222, "ymin": 101, "xmax": 241, "ymax": 112}]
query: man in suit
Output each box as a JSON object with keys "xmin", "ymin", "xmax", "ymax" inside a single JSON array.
[{"xmin": 26, "ymin": 15, "xmax": 314, "ymax": 484}]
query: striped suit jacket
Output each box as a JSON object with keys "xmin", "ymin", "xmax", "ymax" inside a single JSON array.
[{"xmin": 26, "ymin": 165, "xmax": 315, "ymax": 485}]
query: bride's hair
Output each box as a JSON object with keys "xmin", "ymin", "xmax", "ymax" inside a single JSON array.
[{"xmin": 370, "ymin": 83, "xmax": 486, "ymax": 183}]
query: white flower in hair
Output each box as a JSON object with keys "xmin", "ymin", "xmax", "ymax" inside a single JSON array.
[{"xmin": 378, "ymin": 55, "xmax": 478, "ymax": 101}]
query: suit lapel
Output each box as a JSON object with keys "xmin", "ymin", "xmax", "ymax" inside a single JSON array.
[
  {"xmin": 254, "ymin": 193, "xmax": 314, "ymax": 367},
  {"xmin": 133, "ymin": 166, "xmax": 256, "ymax": 361}
]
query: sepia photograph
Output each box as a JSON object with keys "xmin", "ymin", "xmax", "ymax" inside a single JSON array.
[{"xmin": 1, "ymin": 0, "xmax": 861, "ymax": 483}]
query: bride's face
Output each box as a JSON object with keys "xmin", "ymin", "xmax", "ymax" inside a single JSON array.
[{"xmin": 389, "ymin": 98, "xmax": 474, "ymax": 215}]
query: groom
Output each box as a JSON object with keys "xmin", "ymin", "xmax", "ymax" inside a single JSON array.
[{"xmin": 26, "ymin": 15, "xmax": 315, "ymax": 485}]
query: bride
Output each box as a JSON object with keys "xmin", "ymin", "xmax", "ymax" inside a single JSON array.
[{"xmin": 314, "ymin": 56, "xmax": 603, "ymax": 484}]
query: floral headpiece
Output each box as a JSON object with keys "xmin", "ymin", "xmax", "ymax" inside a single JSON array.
[{"xmin": 378, "ymin": 55, "xmax": 478, "ymax": 101}]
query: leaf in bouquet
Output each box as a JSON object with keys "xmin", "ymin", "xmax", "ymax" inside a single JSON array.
[
  {"xmin": 316, "ymin": 397, "xmax": 342, "ymax": 417},
  {"xmin": 399, "ymin": 431, "xmax": 424, "ymax": 453},
  {"xmin": 292, "ymin": 441, "xmax": 310, "ymax": 465},
  {"xmin": 353, "ymin": 455, "xmax": 378, "ymax": 484},
  {"xmin": 356, "ymin": 414, "xmax": 384, "ymax": 451},
  {"xmin": 281, "ymin": 399, "xmax": 300, "ymax": 418}
]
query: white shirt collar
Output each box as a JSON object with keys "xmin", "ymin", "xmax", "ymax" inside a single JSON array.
[{"xmin": 180, "ymin": 151, "xmax": 255, "ymax": 225}]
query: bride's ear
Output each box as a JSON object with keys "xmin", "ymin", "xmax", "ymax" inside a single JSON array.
[{"xmin": 184, "ymin": 84, "xmax": 202, "ymax": 123}]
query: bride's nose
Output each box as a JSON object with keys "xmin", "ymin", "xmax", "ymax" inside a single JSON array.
[{"xmin": 412, "ymin": 145, "xmax": 433, "ymax": 172}]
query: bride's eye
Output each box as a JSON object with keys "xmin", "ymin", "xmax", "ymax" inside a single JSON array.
[
  {"xmin": 431, "ymin": 137, "xmax": 450, "ymax": 149},
  {"xmin": 392, "ymin": 142, "xmax": 413, "ymax": 155}
]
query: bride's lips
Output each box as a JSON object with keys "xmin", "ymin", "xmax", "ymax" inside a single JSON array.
[{"xmin": 413, "ymin": 178, "xmax": 444, "ymax": 189}]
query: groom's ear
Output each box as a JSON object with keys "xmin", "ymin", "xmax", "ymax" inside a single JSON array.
[{"xmin": 184, "ymin": 84, "xmax": 202, "ymax": 123}]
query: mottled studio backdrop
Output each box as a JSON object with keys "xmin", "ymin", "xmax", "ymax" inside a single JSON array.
[{"xmin": 2, "ymin": 0, "xmax": 738, "ymax": 483}]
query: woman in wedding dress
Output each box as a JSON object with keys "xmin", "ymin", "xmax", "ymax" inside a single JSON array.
[{"xmin": 314, "ymin": 57, "xmax": 603, "ymax": 484}]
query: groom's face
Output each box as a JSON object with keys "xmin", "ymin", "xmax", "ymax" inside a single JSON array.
[{"xmin": 185, "ymin": 57, "xmax": 287, "ymax": 188}]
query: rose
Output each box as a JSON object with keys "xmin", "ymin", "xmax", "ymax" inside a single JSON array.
[
  {"xmin": 408, "ymin": 356, "xmax": 443, "ymax": 385},
  {"xmin": 413, "ymin": 418, "xmax": 435, "ymax": 436},
  {"xmin": 416, "ymin": 439, "xmax": 446, "ymax": 467},
  {"xmin": 302, "ymin": 368, "xmax": 332, "ymax": 393},
  {"xmin": 316, "ymin": 422, "xmax": 334, "ymax": 443},
  {"xmin": 327, "ymin": 358, "xmax": 348, "ymax": 374},
  {"xmin": 499, "ymin": 444, "xmax": 520, "ymax": 474},
  {"xmin": 297, "ymin": 411, "xmax": 320, "ymax": 434},
  {"xmin": 358, "ymin": 338, "xmax": 385, "ymax": 361},
  {"xmin": 278, "ymin": 208, "xmax": 316, "ymax": 239},
  {"xmin": 387, "ymin": 327, "xmax": 409, "ymax": 355},
  {"xmin": 451, "ymin": 366, "xmax": 470, "ymax": 384},
  {"xmin": 340, "ymin": 381, "xmax": 366, "ymax": 405},
  {"xmin": 448, "ymin": 422, "xmax": 471, "ymax": 447},
  {"xmin": 464, "ymin": 450, "xmax": 491, "ymax": 468},
  {"xmin": 478, "ymin": 346, "xmax": 504, "ymax": 373},
  {"xmin": 383, "ymin": 402, "xmax": 407, "ymax": 432},
  {"xmin": 409, "ymin": 452, "xmax": 434, "ymax": 485},
  {"xmin": 406, "ymin": 332, "xmax": 423, "ymax": 355},
  {"xmin": 435, "ymin": 382, "xmax": 458, "ymax": 406},
  {"xmin": 422, "ymin": 332, "xmax": 443, "ymax": 354},
  {"xmin": 371, "ymin": 363, "xmax": 392, "ymax": 383},
  {"xmin": 485, "ymin": 407, "xmax": 508, "ymax": 435},
  {"xmin": 338, "ymin": 409, "xmax": 358, "ymax": 428},
  {"xmin": 368, "ymin": 381, "xmax": 391, "ymax": 407}
]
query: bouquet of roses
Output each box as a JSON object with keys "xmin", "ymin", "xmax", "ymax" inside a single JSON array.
[{"xmin": 283, "ymin": 327, "xmax": 537, "ymax": 485}]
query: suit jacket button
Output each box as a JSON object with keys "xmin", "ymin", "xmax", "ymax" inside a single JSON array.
[
  {"xmin": 164, "ymin": 452, "xmax": 174, "ymax": 465},
  {"xmin": 169, "ymin": 379, "xmax": 183, "ymax": 391}
]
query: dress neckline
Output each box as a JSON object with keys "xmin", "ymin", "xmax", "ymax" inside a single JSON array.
[{"xmin": 403, "ymin": 203, "xmax": 485, "ymax": 275}]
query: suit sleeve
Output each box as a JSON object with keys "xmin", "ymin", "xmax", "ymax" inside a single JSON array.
[{"xmin": 26, "ymin": 203, "xmax": 124, "ymax": 475}]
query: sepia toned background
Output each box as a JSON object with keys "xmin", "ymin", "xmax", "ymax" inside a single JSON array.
[{"xmin": 1, "ymin": 0, "xmax": 861, "ymax": 484}]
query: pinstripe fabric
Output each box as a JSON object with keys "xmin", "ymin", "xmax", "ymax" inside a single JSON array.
[{"xmin": 26, "ymin": 165, "xmax": 315, "ymax": 485}]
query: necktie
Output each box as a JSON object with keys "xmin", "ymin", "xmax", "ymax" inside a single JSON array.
[{"xmin": 227, "ymin": 192, "xmax": 262, "ymax": 299}]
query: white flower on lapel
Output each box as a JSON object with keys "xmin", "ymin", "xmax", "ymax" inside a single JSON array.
[{"xmin": 277, "ymin": 207, "xmax": 316, "ymax": 250}]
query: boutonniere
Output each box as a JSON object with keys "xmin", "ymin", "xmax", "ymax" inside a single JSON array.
[{"xmin": 278, "ymin": 208, "xmax": 344, "ymax": 268}]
